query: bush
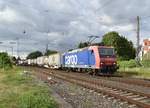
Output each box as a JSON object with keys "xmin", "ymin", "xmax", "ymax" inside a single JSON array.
[
  {"xmin": 0, "ymin": 52, "xmax": 12, "ymax": 69},
  {"xmin": 127, "ymin": 59, "xmax": 137, "ymax": 68},
  {"xmin": 141, "ymin": 60, "xmax": 150, "ymax": 67},
  {"xmin": 141, "ymin": 51, "xmax": 150, "ymax": 67},
  {"xmin": 118, "ymin": 59, "xmax": 137, "ymax": 68},
  {"xmin": 142, "ymin": 51, "xmax": 150, "ymax": 61},
  {"xmin": 119, "ymin": 59, "xmax": 150, "ymax": 68}
]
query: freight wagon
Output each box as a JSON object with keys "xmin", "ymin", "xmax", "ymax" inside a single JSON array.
[
  {"xmin": 37, "ymin": 56, "xmax": 46, "ymax": 66},
  {"xmin": 43, "ymin": 56, "xmax": 49, "ymax": 68},
  {"xmin": 33, "ymin": 59, "xmax": 37, "ymax": 65},
  {"xmin": 27, "ymin": 59, "xmax": 31, "ymax": 65},
  {"xmin": 48, "ymin": 53, "xmax": 61, "ymax": 69}
]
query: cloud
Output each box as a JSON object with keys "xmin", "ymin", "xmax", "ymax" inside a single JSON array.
[
  {"xmin": 98, "ymin": 14, "xmax": 114, "ymax": 24},
  {"xmin": 0, "ymin": 0, "xmax": 149, "ymax": 58},
  {"xmin": 0, "ymin": 6, "xmax": 17, "ymax": 22}
]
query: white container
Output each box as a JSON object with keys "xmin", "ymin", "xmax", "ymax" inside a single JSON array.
[
  {"xmin": 43, "ymin": 56, "xmax": 49, "ymax": 65},
  {"xmin": 27, "ymin": 59, "xmax": 31, "ymax": 65},
  {"xmin": 37, "ymin": 56, "xmax": 45, "ymax": 66},
  {"xmin": 30, "ymin": 59, "xmax": 34, "ymax": 64},
  {"xmin": 48, "ymin": 53, "xmax": 61, "ymax": 69},
  {"xmin": 33, "ymin": 59, "xmax": 37, "ymax": 65}
]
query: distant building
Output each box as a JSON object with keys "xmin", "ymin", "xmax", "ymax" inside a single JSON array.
[
  {"xmin": 139, "ymin": 38, "xmax": 150, "ymax": 60},
  {"xmin": 143, "ymin": 38, "xmax": 150, "ymax": 54}
]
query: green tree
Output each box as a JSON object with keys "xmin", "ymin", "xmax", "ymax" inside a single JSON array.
[
  {"xmin": 0, "ymin": 52, "xmax": 12, "ymax": 68},
  {"xmin": 44, "ymin": 50, "xmax": 58, "ymax": 56},
  {"xmin": 102, "ymin": 31, "xmax": 135, "ymax": 60},
  {"xmin": 27, "ymin": 51, "xmax": 43, "ymax": 59},
  {"xmin": 12, "ymin": 56, "xmax": 17, "ymax": 64},
  {"xmin": 102, "ymin": 31, "xmax": 120, "ymax": 46},
  {"xmin": 78, "ymin": 42, "xmax": 89, "ymax": 48},
  {"xmin": 68, "ymin": 49, "xmax": 73, "ymax": 51}
]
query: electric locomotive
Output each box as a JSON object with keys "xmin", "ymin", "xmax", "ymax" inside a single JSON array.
[{"xmin": 62, "ymin": 45, "xmax": 118, "ymax": 74}]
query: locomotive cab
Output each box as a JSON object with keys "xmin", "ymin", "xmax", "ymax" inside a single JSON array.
[{"xmin": 98, "ymin": 47, "xmax": 118, "ymax": 74}]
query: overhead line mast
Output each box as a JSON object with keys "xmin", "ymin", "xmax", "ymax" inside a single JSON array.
[{"xmin": 136, "ymin": 16, "xmax": 140, "ymax": 62}]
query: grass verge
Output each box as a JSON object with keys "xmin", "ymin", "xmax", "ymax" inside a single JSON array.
[
  {"xmin": 0, "ymin": 67, "xmax": 58, "ymax": 108},
  {"xmin": 117, "ymin": 67, "xmax": 150, "ymax": 79}
]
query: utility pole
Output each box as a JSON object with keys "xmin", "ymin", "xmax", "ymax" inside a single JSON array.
[
  {"xmin": 136, "ymin": 16, "xmax": 140, "ymax": 62},
  {"xmin": 11, "ymin": 46, "xmax": 13, "ymax": 56},
  {"xmin": 45, "ymin": 30, "xmax": 49, "ymax": 54},
  {"xmin": 44, "ymin": 10, "xmax": 50, "ymax": 54},
  {"xmin": 9, "ymin": 41, "xmax": 16, "ymax": 56},
  {"xmin": 16, "ymin": 37, "xmax": 19, "ymax": 58},
  {"xmin": 46, "ymin": 42, "xmax": 48, "ymax": 53}
]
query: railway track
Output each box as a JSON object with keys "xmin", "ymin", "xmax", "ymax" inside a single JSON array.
[
  {"xmin": 25, "ymin": 66, "xmax": 150, "ymax": 88},
  {"xmin": 56, "ymin": 70, "xmax": 150, "ymax": 88},
  {"xmin": 101, "ymin": 77, "xmax": 150, "ymax": 88},
  {"xmin": 30, "ymin": 67, "xmax": 150, "ymax": 108},
  {"xmin": 46, "ymin": 68, "xmax": 150, "ymax": 88},
  {"xmin": 71, "ymin": 72, "xmax": 150, "ymax": 88}
]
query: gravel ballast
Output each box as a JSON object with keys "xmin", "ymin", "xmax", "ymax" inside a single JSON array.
[
  {"xmin": 49, "ymin": 77, "xmax": 138, "ymax": 108},
  {"xmin": 30, "ymin": 68, "xmax": 142, "ymax": 108}
]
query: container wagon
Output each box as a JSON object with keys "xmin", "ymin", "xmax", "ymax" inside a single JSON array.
[{"xmin": 48, "ymin": 53, "xmax": 61, "ymax": 69}]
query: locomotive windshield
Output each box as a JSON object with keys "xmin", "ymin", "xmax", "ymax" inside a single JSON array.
[{"xmin": 99, "ymin": 48, "xmax": 115, "ymax": 56}]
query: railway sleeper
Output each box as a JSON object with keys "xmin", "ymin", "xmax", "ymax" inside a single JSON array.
[
  {"xmin": 117, "ymin": 91, "xmax": 130, "ymax": 94},
  {"xmin": 126, "ymin": 95, "xmax": 140, "ymax": 98},
  {"xmin": 121, "ymin": 93, "xmax": 137, "ymax": 97},
  {"xmin": 139, "ymin": 99, "xmax": 150, "ymax": 104},
  {"xmin": 110, "ymin": 90, "xmax": 125, "ymax": 94},
  {"xmin": 107, "ymin": 97, "xmax": 114, "ymax": 100},
  {"xmin": 128, "ymin": 104, "xmax": 137, "ymax": 108},
  {"xmin": 120, "ymin": 101, "xmax": 128, "ymax": 105},
  {"xmin": 133, "ymin": 97, "xmax": 148, "ymax": 101}
]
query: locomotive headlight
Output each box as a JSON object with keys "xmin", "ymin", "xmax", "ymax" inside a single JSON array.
[
  {"xmin": 113, "ymin": 62, "xmax": 116, "ymax": 65},
  {"xmin": 100, "ymin": 62, "xmax": 104, "ymax": 65}
]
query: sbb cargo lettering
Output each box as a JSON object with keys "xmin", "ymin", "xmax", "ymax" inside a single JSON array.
[{"xmin": 65, "ymin": 55, "xmax": 78, "ymax": 65}]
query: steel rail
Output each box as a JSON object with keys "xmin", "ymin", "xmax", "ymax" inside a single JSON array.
[{"xmin": 31, "ymin": 67, "xmax": 150, "ymax": 108}]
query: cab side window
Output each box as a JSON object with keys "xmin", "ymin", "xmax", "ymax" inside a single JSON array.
[{"xmin": 91, "ymin": 50, "xmax": 94, "ymax": 55}]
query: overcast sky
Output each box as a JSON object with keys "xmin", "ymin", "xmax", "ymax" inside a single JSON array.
[{"xmin": 0, "ymin": 0, "xmax": 150, "ymax": 58}]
